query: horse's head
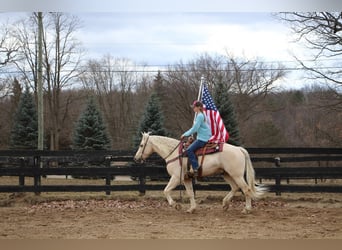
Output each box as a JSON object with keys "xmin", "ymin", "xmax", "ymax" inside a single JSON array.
[{"xmin": 134, "ymin": 132, "xmax": 153, "ymax": 163}]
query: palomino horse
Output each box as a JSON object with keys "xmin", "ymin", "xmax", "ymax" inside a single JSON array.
[{"xmin": 134, "ymin": 132, "xmax": 266, "ymax": 213}]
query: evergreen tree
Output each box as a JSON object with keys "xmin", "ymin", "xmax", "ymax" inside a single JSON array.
[
  {"xmin": 10, "ymin": 86, "xmax": 38, "ymax": 149},
  {"xmin": 213, "ymin": 80, "xmax": 241, "ymax": 146},
  {"xmin": 73, "ymin": 97, "xmax": 111, "ymax": 150},
  {"xmin": 133, "ymin": 92, "xmax": 167, "ymax": 146},
  {"xmin": 11, "ymin": 78, "xmax": 22, "ymax": 111}
]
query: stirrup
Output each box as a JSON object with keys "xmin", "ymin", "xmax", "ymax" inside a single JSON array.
[
  {"xmin": 186, "ymin": 170, "xmax": 198, "ymax": 178},
  {"xmin": 186, "ymin": 171, "xmax": 194, "ymax": 177}
]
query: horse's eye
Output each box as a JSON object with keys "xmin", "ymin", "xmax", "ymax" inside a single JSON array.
[{"xmin": 140, "ymin": 144, "xmax": 143, "ymax": 148}]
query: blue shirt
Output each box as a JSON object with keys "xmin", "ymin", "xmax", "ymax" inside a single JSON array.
[{"xmin": 182, "ymin": 112, "xmax": 212, "ymax": 142}]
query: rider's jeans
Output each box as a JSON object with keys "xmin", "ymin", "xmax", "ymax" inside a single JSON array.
[{"xmin": 186, "ymin": 139, "xmax": 207, "ymax": 170}]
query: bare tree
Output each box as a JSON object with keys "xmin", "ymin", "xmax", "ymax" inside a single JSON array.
[
  {"xmin": 79, "ymin": 55, "xmax": 151, "ymax": 149},
  {"xmin": 0, "ymin": 23, "xmax": 20, "ymax": 67},
  {"xmin": 276, "ymin": 12, "xmax": 342, "ymax": 86},
  {"xmin": 227, "ymin": 57, "xmax": 286, "ymax": 123},
  {"xmin": 0, "ymin": 23, "xmax": 21, "ymax": 99},
  {"xmin": 10, "ymin": 12, "xmax": 84, "ymax": 150},
  {"xmin": 161, "ymin": 54, "xmax": 286, "ymax": 138}
]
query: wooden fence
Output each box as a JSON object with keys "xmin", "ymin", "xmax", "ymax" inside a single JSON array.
[{"xmin": 0, "ymin": 148, "xmax": 342, "ymax": 196}]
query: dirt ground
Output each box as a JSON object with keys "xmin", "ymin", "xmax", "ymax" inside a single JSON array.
[{"xmin": 0, "ymin": 188, "xmax": 341, "ymax": 239}]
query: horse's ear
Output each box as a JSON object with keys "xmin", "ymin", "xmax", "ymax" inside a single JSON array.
[{"xmin": 147, "ymin": 131, "xmax": 152, "ymax": 135}]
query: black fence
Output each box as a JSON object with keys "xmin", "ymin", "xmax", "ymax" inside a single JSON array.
[{"xmin": 0, "ymin": 148, "xmax": 342, "ymax": 196}]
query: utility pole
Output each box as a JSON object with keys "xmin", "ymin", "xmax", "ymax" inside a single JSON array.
[
  {"xmin": 36, "ymin": 12, "xmax": 44, "ymax": 195},
  {"xmin": 37, "ymin": 12, "xmax": 44, "ymax": 151}
]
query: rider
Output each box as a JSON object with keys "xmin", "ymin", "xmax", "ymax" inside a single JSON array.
[{"xmin": 181, "ymin": 100, "xmax": 212, "ymax": 177}]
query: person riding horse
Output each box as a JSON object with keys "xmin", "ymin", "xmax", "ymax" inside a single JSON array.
[
  {"xmin": 134, "ymin": 133, "xmax": 266, "ymax": 213},
  {"xmin": 181, "ymin": 100, "xmax": 212, "ymax": 178}
]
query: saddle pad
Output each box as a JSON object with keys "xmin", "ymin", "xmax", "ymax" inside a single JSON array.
[
  {"xmin": 180, "ymin": 142, "xmax": 224, "ymax": 157},
  {"xmin": 195, "ymin": 143, "xmax": 224, "ymax": 155}
]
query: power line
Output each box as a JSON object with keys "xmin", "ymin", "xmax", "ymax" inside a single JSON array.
[
  {"xmin": 1, "ymin": 54, "xmax": 341, "ymax": 75},
  {"xmin": 1, "ymin": 65, "xmax": 342, "ymax": 75}
]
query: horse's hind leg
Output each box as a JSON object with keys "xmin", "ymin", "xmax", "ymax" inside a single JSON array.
[
  {"xmin": 233, "ymin": 176, "xmax": 253, "ymax": 213},
  {"xmin": 164, "ymin": 175, "xmax": 181, "ymax": 210},
  {"xmin": 222, "ymin": 173, "xmax": 239, "ymax": 210},
  {"xmin": 183, "ymin": 179, "xmax": 196, "ymax": 213}
]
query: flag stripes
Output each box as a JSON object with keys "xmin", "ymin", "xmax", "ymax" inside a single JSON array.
[{"xmin": 201, "ymin": 84, "xmax": 229, "ymax": 143}]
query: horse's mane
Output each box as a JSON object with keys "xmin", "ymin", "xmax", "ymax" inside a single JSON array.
[
  {"xmin": 151, "ymin": 135, "xmax": 179, "ymax": 145},
  {"xmin": 151, "ymin": 135, "xmax": 179, "ymax": 151}
]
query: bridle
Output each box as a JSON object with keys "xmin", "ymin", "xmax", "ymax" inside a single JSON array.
[
  {"xmin": 138, "ymin": 134, "xmax": 150, "ymax": 162},
  {"xmin": 139, "ymin": 134, "xmax": 181, "ymax": 164}
]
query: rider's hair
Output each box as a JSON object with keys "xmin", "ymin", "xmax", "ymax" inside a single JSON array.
[{"xmin": 192, "ymin": 101, "xmax": 206, "ymax": 122}]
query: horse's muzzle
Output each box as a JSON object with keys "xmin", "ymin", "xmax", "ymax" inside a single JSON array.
[{"xmin": 134, "ymin": 157, "xmax": 145, "ymax": 164}]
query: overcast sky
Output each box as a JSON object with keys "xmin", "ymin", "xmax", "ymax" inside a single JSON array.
[
  {"xmin": 1, "ymin": 1, "xmax": 341, "ymax": 90},
  {"xmin": 1, "ymin": 11, "xmax": 311, "ymax": 89},
  {"xmin": 0, "ymin": 12, "xmax": 304, "ymax": 65},
  {"xmin": 75, "ymin": 12, "xmax": 304, "ymax": 66}
]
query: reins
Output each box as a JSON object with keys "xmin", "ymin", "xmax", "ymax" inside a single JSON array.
[
  {"xmin": 164, "ymin": 141, "xmax": 182, "ymax": 164},
  {"xmin": 141, "ymin": 135, "xmax": 186, "ymax": 200}
]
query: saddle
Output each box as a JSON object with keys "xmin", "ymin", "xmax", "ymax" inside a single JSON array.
[
  {"xmin": 180, "ymin": 138, "xmax": 224, "ymax": 178},
  {"xmin": 180, "ymin": 141, "xmax": 223, "ymax": 157}
]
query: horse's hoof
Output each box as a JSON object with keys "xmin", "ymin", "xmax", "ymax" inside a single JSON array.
[
  {"xmin": 223, "ymin": 204, "xmax": 229, "ymax": 211},
  {"xmin": 242, "ymin": 208, "xmax": 251, "ymax": 214},
  {"xmin": 174, "ymin": 203, "xmax": 182, "ymax": 210},
  {"xmin": 186, "ymin": 208, "xmax": 195, "ymax": 214}
]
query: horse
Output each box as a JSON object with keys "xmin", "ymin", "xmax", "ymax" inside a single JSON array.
[{"xmin": 134, "ymin": 132, "xmax": 266, "ymax": 213}]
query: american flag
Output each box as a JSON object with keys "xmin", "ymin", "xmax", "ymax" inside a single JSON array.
[{"xmin": 201, "ymin": 84, "xmax": 229, "ymax": 143}]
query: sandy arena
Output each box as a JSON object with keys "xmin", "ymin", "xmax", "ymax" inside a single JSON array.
[{"xmin": 0, "ymin": 189, "xmax": 341, "ymax": 239}]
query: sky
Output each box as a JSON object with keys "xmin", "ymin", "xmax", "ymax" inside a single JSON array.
[
  {"xmin": 75, "ymin": 12, "xmax": 303, "ymax": 66},
  {"xmin": 1, "ymin": 11, "xmax": 312, "ymax": 89}
]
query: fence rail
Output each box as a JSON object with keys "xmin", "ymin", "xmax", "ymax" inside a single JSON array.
[{"xmin": 0, "ymin": 148, "xmax": 342, "ymax": 196}]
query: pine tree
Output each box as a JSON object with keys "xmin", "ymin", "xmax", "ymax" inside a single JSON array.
[
  {"xmin": 10, "ymin": 86, "xmax": 38, "ymax": 149},
  {"xmin": 73, "ymin": 97, "xmax": 111, "ymax": 150},
  {"xmin": 133, "ymin": 92, "xmax": 167, "ymax": 146},
  {"xmin": 11, "ymin": 78, "xmax": 22, "ymax": 111},
  {"xmin": 213, "ymin": 81, "xmax": 241, "ymax": 146}
]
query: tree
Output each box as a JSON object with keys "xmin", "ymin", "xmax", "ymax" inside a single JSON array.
[
  {"xmin": 249, "ymin": 120, "xmax": 286, "ymax": 147},
  {"xmin": 72, "ymin": 97, "xmax": 110, "ymax": 150},
  {"xmin": 0, "ymin": 23, "xmax": 20, "ymax": 67},
  {"xmin": 213, "ymin": 79, "xmax": 241, "ymax": 146},
  {"xmin": 161, "ymin": 53, "xmax": 286, "ymax": 140},
  {"xmin": 276, "ymin": 12, "xmax": 342, "ymax": 86},
  {"xmin": 133, "ymin": 92, "xmax": 167, "ymax": 147},
  {"xmin": 79, "ymin": 55, "xmax": 152, "ymax": 149},
  {"xmin": 10, "ymin": 86, "xmax": 38, "ymax": 149},
  {"xmin": 11, "ymin": 12, "xmax": 84, "ymax": 150},
  {"xmin": 0, "ymin": 23, "xmax": 21, "ymax": 100}
]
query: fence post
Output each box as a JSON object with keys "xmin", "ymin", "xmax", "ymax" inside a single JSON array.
[
  {"xmin": 274, "ymin": 157, "xmax": 281, "ymax": 196},
  {"xmin": 138, "ymin": 164, "xmax": 146, "ymax": 196},
  {"xmin": 19, "ymin": 157, "xmax": 26, "ymax": 186},
  {"xmin": 33, "ymin": 156, "xmax": 41, "ymax": 195},
  {"xmin": 105, "ymin": 156, "xmax": 112, "ymax": 195},
  {"xmin": 105, "ymin": 175, "xmax": 111, "ymax": 195}
]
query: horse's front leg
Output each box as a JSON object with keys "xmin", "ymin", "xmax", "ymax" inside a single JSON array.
[
  {"xmin": 183, "ymin": 179, "xmax": 196, "ymax": 213},
  {"xmin": 164, "ymin": 175, "xmax": 181, "ymax": 210}
]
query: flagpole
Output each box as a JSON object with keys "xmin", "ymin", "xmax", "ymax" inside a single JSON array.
[
  {"xmin": 198, "ymin": 76, "xmax": 205, "ymax": 101},
  {"xmin": 193, "ymin": 76, "xmax": 205, "ymax": 125}
]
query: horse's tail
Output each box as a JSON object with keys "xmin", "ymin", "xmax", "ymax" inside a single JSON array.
[{"xmin": 239, "ymin": 147, "xmax": 268, "ymax": 199}]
